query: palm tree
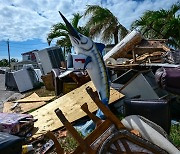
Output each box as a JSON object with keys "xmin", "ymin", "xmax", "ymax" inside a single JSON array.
[
  {"xmin": 0, "ymin": 59, "xmax": 8, "ymax": 67},
  {"xmin": 131, "ymin": 3, "xmax": 180, "ymax": 49},
  {"xmin": 84, "ymin": 5, "xmax": 128, "ymax": 45},
  {"xmin": 47, "ymin": 13, "xmax": 89, "ymax": 54}
]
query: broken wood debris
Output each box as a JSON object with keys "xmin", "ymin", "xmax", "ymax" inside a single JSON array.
[
  {"xmin": 53, "ymin": 86, "xmax": 169, "ymax": 153},
  {"xmin": 31, "ymin": 81, "xmax": 124, "ymax": 138},
  {"xmin": 3, "ymin": 92, "xmax": 55, "ymax": 114},
  {"xmin": 3, "ymin": 101, "xmax": 46, "ymax": 113},
  {"xmin": 16, "ymin": 92, "xmax": 54, "ymax": 103},
  {"xmin": 104, "ymin": 31, "xmax": 172, "ymax": 66}
]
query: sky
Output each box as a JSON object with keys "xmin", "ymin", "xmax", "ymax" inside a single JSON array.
[{"xmin": 0, "ymin": 0, "xmax": 179, "ymax": 61}]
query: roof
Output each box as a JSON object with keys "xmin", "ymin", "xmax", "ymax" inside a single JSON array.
[{"xmin": 21, "ymin": 50, "xmax": 39, "ymax": 55}]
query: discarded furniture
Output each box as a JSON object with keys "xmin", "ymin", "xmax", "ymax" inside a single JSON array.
[
  {"xmin": 112, "ymin": 70, "xmax": 168, "ymax": 112},
  {"xmin": 111, "ymin": 69, "xmax": 139, "ymax": 90},
  {"xmin": 45, "ymin": 131, "xmax": 64, "ymax": 154},
  {"xmin": 0, "ymin": 132, "xmax": 23, "ymax": 154},
  {"xmin": 124, "ymin": 99, "xmax": 171, "ymax": 134},
  {"xmin": 5, "ymin": 67, "xmax": 40, "ymax": 92},
  {"xmin": 133, "ymin": 51, "xmax": 163, "ymax": 63},
  {"xmin": 132, "ymin": 39, "xmax": 170, "ymax": 63},
  {"xmin": 5, "ymin": 70, "xmax": 18, "ymax": 90},
  {"xmin": 0, "ymin": 112, "xmax": 34, "ymax": 136},
  {"xmin": 155, "ymin": 67, "xmax": 180, "ymax": 95},
  {"xmin": 34, "ymin": 47, "xmax": 66, "ymax": 75},
  {"xmin": 51, "ymin": 68, "xmax": 79, "ymax": 95},
  {"xmin": 41, "ymin": 72, "xmax": 55, "ymax": 91},
  {"xmin": 118, "ymin": 70, "xmax": 168, "ymax": 99},
  {"xmin": 104, "ymin": 37, "xmax": 171, "ymax": 65},
  {"xmin": 51, "ymin": 68, "xmax": 90, "ymax": 96},
  {"xmin": 31, "ymin": 81, "xmax": 123, "ymax": 138},
  {"xmin": 54, "ymin": 87, "xmax": 167, "ymax": 153},
  {"xmin": 121, "ymin": 115, "xmax": 180, "ymax": 154},
  {"xmin": 103, "ymin": 30, "xmax": 143, "ymax": 61}
]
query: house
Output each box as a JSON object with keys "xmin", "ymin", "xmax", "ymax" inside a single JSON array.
[
  {"xmin": 11, "ymin": 61, "xmax": 39, "ymax": 71},
  {"xmin": 21, "ymin": 50, "xmax": 38, "ymax": 62},
  {"xmin": 11, "ymin": 50, "xmax": 39, "ymax": 71}
]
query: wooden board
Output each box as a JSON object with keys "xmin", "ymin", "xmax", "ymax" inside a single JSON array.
[
  {"xmin": 31, "ymin": 81, "xmax": 124, "ymax": 137},
  {"xmin": 16, "ymin": 93, "xmax": 54, "ymax": 103},
  {"xmin": 3, "ymin": 101, "xmax": 46, "ymax": 113},
  {"xmin": 103, "ymin": 30, "xmax": 142, "ymax": 60}
]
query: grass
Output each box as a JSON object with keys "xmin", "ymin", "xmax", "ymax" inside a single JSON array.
[
  {"xmin": 170, "ymin": 124, "xmax": 180, "ymax": 148},
  {"xmin": 58, "ymin": 133, "xmax": 78, "ymax": 153}
]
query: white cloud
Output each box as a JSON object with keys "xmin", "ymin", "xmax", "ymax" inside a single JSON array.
[{"xmin": 0, "ymin": 0, "xmax": 179, "ymax": 42}]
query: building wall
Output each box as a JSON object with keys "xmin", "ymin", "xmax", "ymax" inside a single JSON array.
[
  {"xmin": 22, "ymin": 51, "xmax": 37, "ymax": 62},
  {"xmin": 12, "ymin": 61, "xmax": 39, "ymax": 71}
]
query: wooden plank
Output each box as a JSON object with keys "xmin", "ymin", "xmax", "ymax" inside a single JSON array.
[
  {"xmin": 134, "ymin": 47, "xmax": 165, "ymax": 55},
  {"xmin": 31, "ymin": 81, "xmax": 124, "ymax": 137},
  {"xmin": 103, "ymin": 30, "xmax": 142, "ymax": 60},
  {"xmin": 16, "ymin": 93, "xmax": 54, "ymax": 103},
  {"xmin": 3, "ymin": 101, "xmax": 46, "ymax": 113}
]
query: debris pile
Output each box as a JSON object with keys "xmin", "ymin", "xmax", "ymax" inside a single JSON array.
[
  {"xmin": 0, "ymin": 15, "xmax": 180, "ymax": 154},
  {"xmin": 104, "ymin": 30, "xmax": 172, "ymax": 65}
]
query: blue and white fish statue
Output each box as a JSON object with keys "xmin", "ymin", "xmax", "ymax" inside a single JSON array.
[{"xmin": 59, "ymin": 12, "xmax": 110, "ymax": 135}]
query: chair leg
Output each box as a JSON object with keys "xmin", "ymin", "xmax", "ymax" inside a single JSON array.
[
  {"xmin": 85, "ymin": 86, "xmax": 125, "ymax": 130},
  {"xmin": 45, "ymin": 131, "xmax": 64, "ymax": 154},
  {"xmin": 54, "ymin": 108, "xmax": 96, "ymax": 154}
]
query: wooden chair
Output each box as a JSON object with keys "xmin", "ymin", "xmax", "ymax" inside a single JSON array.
[{"xmin": 53, "ymin": 86, "xmax": 167, "ymax": 154}]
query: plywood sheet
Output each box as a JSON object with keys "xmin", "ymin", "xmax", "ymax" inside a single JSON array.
[
  {"xmin": 31, "ymin": 81, "xmax": 124, "ymax": 137},
  {"xmin": 3, "ymin": 101, "xmax": 46, "ymax": 113},
  {"xmin": 16, "ymin": 93, "xmax": 54, "ymax": 103}
]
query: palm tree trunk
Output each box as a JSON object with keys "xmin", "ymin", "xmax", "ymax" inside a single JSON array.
[
  {"xmin": 113, "ymin": 30, "xmax": 119, "ymax": 45},
  {"xmin": 63, "ymin": 46, "xmax": 66, "ymax": 57}
]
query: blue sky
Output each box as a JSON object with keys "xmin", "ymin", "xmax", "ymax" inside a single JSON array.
[
  {"xmin": 0, "ymin": 39, "xmax": 54, "ymax": 60},
  {"xmin": 0, "ymin": 0, "xmax": 178, "ymax": 61}
]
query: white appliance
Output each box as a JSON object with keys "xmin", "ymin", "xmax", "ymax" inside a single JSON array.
[
  {"xmin": 67, "ymin": 54, "xmax": 91, "ymax": 70},
  {"xmin": 13, "ymin": 68, "xmax": 39, "ymax": 92},
  {"xmin": 59, "ymin": 54, "xmax": 91, "ymax": 78},
  {"xmin": 34, "ymin": 47, "xmax": 64, "ymax": 75},
  {"xmin": 34, "ymin": 69, "xmax": 43, "ymax": 82},
  {"xmin": 72, "ymin": 54, "xmax": 92, "ymax": 69}
]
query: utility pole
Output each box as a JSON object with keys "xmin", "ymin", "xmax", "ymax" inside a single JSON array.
[{"xmin": 7, "ymin": 39, "xmax": 11, "ymax": 67}]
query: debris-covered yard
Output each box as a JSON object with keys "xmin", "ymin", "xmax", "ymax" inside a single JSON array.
[{"xmin": 0, "ymin": 8, "xmax": 180, "ymax": 153}]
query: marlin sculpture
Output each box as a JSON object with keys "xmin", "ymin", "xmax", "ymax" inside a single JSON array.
[{"xmin": 59, "ymin": 12, "xmax": 110, "ymax": 114}]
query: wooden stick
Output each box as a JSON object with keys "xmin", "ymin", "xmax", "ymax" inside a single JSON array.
[
  {"xmin": 81, "ymin": 103, "xmax": 103, "ymax": 127},
  {"xmin": 86, "ymin": 87, "xmax": 125, "ymax": 130},
  {"xmin": 54, "ymin": 108, "xmax": 95, "ymax": 154},
  {"xmin": 132, "ymin": 49, "xmax": 136, "ymax": 63},
  {"xmin": 45, "ymin": 131, "xmax": 64, "ymax": 154}
]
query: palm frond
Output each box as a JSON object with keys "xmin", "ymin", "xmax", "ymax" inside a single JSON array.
[
  {"xmin": 84, "ymin": 5, "xmax": 127, "ymax": 44},
  {"xmin": 131, "ymin": 2, "xmax": 180, "ymax": 49},
  {"xmin": 47, "ymin": 12, "xmax": 89, "ymax": 50},
  {"xmin": 71, "ymin": 13, "xmax": 83, "ymax": 29}
]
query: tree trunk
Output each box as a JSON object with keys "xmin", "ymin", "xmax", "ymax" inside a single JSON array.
[{"xmin": 113, "ymin": 31, "xmax": 118, "ymax": 45}]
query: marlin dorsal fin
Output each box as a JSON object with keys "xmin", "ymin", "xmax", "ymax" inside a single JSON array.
[
  {"xmin": 95, "ymin": 43, "xmax": 105, "ymax": 56},
  {"xmin": 84, "ymin": 56, "xmax": 92, "ymax": 70}
]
